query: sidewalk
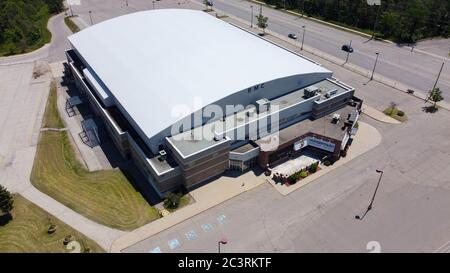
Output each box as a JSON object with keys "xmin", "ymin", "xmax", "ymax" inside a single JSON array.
[
  {"xmin": 110, "ymin": 170, "xmax": 267, "ymax": 252},
  {"xmin": 267, "ymin": 121, "xmax": 382, "ymax": 195},
  {"xmin": 0, "ymin": 63, "xmax": 125, "ymax": 250},
  {"xmin": 361, "ymin": 104, "xmax": 401, "ymax": 124}
]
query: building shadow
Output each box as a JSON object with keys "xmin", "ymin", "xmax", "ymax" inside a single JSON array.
[{"xmin": 58, "ymin": 74, "xmax": 163, "ymax": 206}]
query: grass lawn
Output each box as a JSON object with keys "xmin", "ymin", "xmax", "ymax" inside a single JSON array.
[
  {"xmin": 0, "ymin": 195, "xmax": 104, "ymax": 253},
  {"xmin": 31, "ymin": 82, "xmax": 160, "ymax": 231},
  {"xmin": 383, "ymin": 107, "xmax": 408, "ymax": 122},
  {"xmin": 42, "ymin": 81, "xmax": 64, "ymax": 129},
  {"xmin": 64, "ymin": 16, "xmax": 80, "ymax": 33}
]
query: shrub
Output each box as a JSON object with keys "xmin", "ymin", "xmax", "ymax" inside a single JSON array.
[
  {"xmin": 308, "ymin": 162, "xmax": 319, "ymax": 173},
  {"xmin": 164, "ymin": 192, "xmax": 182, "ymax": 210},
  {"xmin": 397, "ymin": 110, "xmax": 405, "ymax": 117},
  {"xmin": 300, "ymin": 170, "xmax": 308, "ymax": 178}
]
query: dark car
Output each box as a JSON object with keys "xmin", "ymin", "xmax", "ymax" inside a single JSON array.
[
  {"xmin": 288, "ymin": 33, "xmax": 298, "ymax": 39},
  {"xmin": 341, "ymin": 44, "xmax": 354, "ymax": 53}
]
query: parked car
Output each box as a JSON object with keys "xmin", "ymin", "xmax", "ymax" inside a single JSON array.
[
  {"xmin": 288, "ymin": 33, "xmax": 298, "ymax": 39},
  {"xmin": 341, "ymin": 44, "xmax": 354, "ymax": 53}
]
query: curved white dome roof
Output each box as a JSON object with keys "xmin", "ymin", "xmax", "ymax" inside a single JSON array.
[{"xmin": 68, "ymin": 9, "xmax": 331, "ymax": 140}]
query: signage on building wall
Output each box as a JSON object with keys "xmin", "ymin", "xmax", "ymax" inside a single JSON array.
[
  {"xmin": 294, "ymin": 137, "xmax": 336, "ymax": 153},
  {"xmin": 247, "ymin": 83, "xmax": 265, "ymax": 93},
  {"xmin": 294, "ymin": 139, "xmax": 307, "ymax": 151}
]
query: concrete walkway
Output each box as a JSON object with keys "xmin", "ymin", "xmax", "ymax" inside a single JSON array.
[
  {"xmin": 110, "ymin": 170, "xmax": 267, "ymax": 252},
  {"xmin": 0, "ymin": 63, "xmax": 125, "ymax": 251},
  {"xmin": 267, "ymin": 121, "xmax": 382, "ymax": 195}
]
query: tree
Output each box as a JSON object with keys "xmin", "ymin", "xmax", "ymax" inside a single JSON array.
[
  {"xmin": 256, "ymin": 6, "xmax": 269, "ymax": 35},
  {"xmin": 0, "ymin": 185, "xmax": 14, "ymax": 216},
  {"xmin": 428, "ymin": 87, "xmax": 444, "ymax": 110}
]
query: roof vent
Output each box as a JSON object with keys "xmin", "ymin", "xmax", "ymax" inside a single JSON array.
[
  {"xmin": 332, "ymin": 114, "xmax": 341, "ymax": 124},
  {"xmin": 158, "ymin": 150, "xmax": 167, "ymax": 161},
  {"xmin": 325, "ymin": 89, "xmax": 338, "ymax": 98}
]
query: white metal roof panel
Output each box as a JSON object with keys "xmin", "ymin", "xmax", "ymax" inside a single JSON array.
[{"xmin": 68, "ymin": 9, "xmax": 331, "ymax": 139}]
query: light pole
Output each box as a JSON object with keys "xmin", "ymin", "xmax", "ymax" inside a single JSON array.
[
  {"xmin": 67, "ymin": 0, "xmax": 74, "ymax": 17},
  {"xmin": 152, "ymin": 1, "xmax": 155, "ymax": 9},
  {"xmin": 370, "ymin": 52, "xmax": 379, "ymax": 81},
  {"xmin": 88, "ymin": 10, "xmax": 93, "ymax": 25},
  {"xmin": 250, "ymin": 5, "xmax": 254, "ymax": 28},
  {"xmin": 345, "ymin": 40, "xmax": 352, "ymax": 63},
  {"xmin": 371, "ymin": 3, "xmax": 381, "ymax": 39},
  {"xmin": 355, "ymin": 169, "xmax": 384, "ymax": 220},
  {"xmin": 218, "ymin": 239, "xmax": 227, "ymax": 253},
  {"xmin": 301, "ymin": 25, "xmax": 306, "ymax": 50}
]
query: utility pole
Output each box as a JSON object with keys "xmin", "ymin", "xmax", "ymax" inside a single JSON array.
[
  {"xmin": 371, "ymin": 2, "xmax": 382, "ymax": 39},
  {"xmin": 250, "ymin": 5, "xmax": 254, "ymax": 28},
  {"xmin": 370, "ymin": 52, "xmax": 379, "ymax": 81},
  {"xmin": 426, "ymin": 62, "xmax": 445, "ymax": 103},
  {"xmin": 301, "ymin": 25, "xmax": 306, "ymax": 50},
  {"xmin": 88, "ymin": 10, "xmax": 93, "ymax": 25},
  {"xmin": 345, "ymin": 40, "xmax": 352, "ymax": 63},
  {"xmin": 67, "ymin": 0, "xmax": 74, "ymax": 17}
]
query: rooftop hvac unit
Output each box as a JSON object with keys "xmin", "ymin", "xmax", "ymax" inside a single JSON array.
[
  {"xmin": 332, "ymin": 114, "xmax": 341, "ymax": 124},
  {"xmin": 325, "ymin": 89, "xmax": 338, "ymax": 98},
  {"xmin": 213, "ymin": 131, "xmax": 224, "ymax": 141},
  {"xmin": 255, "ymin": 98, "xmax": 270, "ymax": 113},
  {"xmin": 304, "ymin": 86, "xmax": 319, "ymax": 98},
  {"xmin": 246, "ymin": 107, "xmax": 257, "ymax": 117}
]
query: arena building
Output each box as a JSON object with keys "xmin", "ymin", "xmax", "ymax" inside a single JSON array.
[{"xmin": 65, "ymin": 9, "xmax": 362, "ymax": 197}]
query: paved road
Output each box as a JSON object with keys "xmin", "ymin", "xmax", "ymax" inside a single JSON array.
[{"xmin": 191, "ymin": 0, "xmax": 450, "ymax": 99}]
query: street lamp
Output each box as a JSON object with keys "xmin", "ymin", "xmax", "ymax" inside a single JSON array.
[
  {"xmin": 371, "ymin": 3, "xmax": 381, "ymax": 39},
  {"xmin": 250, "ymin": 5, "xmax": 254, "ymax": 28},
  {"xmin": 218, "ymin": 238, "xmax": 227, "ymax": 253},
  {"xmin": 301, "ymin": 25, "xmax": 306, "ymax": 50},
  {"xmin": 67, "ymin": 0, "xmax": 74, "ymax": 17},
  {"xmin": 345, "ymin": 40, "xmax": 352, "ymax": 63},
  {"xmin": 370, "ymin": 52, "xmax": 379, "ymax": 81},
  {"xmin": 355, "ymin": 169, "xmax": 384, "ymax": 220},
  {"xmin": 88, "ymin": 10, "xmax": 93, "ymax": 25}
]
